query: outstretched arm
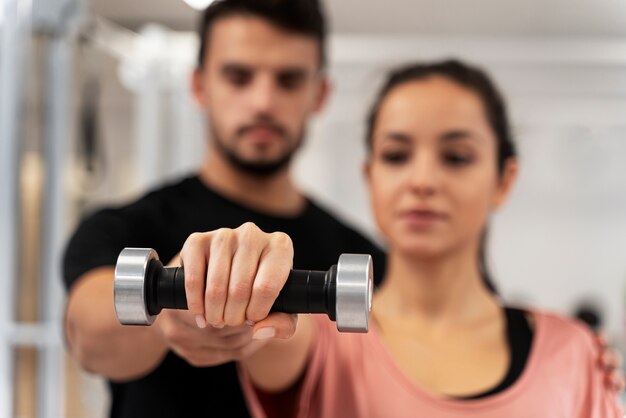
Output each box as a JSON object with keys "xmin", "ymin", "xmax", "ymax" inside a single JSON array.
[{"xmin": 178, "ymin": 222, "xmax": 315, "ymax": 391}]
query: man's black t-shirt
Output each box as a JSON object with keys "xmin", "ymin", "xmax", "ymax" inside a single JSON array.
[{"xmin": 63, "ymin": 175, "xmax": 386, "ymax": 418}]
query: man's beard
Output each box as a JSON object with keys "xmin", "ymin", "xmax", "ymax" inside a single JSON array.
[{"xmin": 210, "ymin": 119, "xmax": 306, "ymax": 177}]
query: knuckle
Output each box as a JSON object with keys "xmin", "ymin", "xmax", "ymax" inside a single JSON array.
[
  {"xmin": 229, "ymin": 280, "xmax": 252, "ymax": 301},
  {"xmin": 246, "ymin": 307, "xmax": 268, "ymax": 323},
  {"xmin": 161, "ymin": 325, "xmax": 180, "ymax": 343},
  {"xmin": 184, "ymin": 232, "xmax": 205, "ymax": 250},
  {"xmin": 186, "ymin": 273, "xmax": 204, "ymax": 291},
  {"xmin": 213, "ymin": 228, "xmax": 234, "ymax": 247},
  {"xmin": 236, "ymin": 223, "xmax": 261, "ymax": 248},
  {"xmin": 205, "ymin": 285, "xmax": 228, "ymax": 304},
  {"xmin": 164, "ymin": 329, "xmax": 178, "ymax": 343},
  {"xmin": 254, "ymin": 281, "xmax": 280, "ymax": 301},
  {"xmin": 271, "ymin": 232, "xmax": 292, "ymax": 249},
  {"xmin": 238, "ymin": 222, "xmax": 258, "ymax": 234}
]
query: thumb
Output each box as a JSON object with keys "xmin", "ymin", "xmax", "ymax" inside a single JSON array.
[{"xmin": 252, "ymin": 313, "xmax": 298, "ymax": 340}]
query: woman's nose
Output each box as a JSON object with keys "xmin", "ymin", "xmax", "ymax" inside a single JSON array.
[{"xmin": 407, "ymin": 153, "xmax": 439, "ymax": 197}]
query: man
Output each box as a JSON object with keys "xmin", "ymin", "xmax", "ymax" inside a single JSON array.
[{"xmin": 63, "ymin": 1, "xmax": 386, "ymax": 417}]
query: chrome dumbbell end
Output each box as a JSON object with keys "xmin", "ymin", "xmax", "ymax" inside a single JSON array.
[
  {"xmin": 336, "ymin": 254, "xmax": 373, "ymax": 333},
  {"xmin": 114, "ymin": 248, "xmax": 157, "ymax": 326}
]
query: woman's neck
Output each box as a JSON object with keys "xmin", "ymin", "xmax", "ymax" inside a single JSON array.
[{"xmin": 375, "ymin": 245, "xmax": 500, "ymax": 327}]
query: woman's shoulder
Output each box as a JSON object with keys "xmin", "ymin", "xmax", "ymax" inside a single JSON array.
[{"xmin": 525, "ymin": 308, "xmax": 597, "ymax": 356}]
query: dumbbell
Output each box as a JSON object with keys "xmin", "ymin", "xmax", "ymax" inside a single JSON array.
[{"xmin": 114, "ymin": 248, "xmax": 373, "ymax": 332}]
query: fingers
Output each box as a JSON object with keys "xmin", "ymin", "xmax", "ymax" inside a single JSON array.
[
  {"xmin": 595, "ymin": 331, "xmax": 608, "ymax": 349},
  {"xmin": 594, "ymin": 333, "xmax": 625, "ymax": 393},
  {"xmin": 155, "ymin": 311, "xmax": 260, "ymax": 366},
  {"xmin": 180, "ymin": 233, "xmax": 209, "ymax": 327},
  {"xmin": 246, "ymin": 232, "xmax": 294, "ymax": 323},
  {"xmin": 223, "ymin": 223, "xmax": 263, "ymax": 326},
  {"xmin": 180, "ymin": 223, "xmax": 293, "ymax": 331},
  {"xmin": 601, "ymin": 349, "xmax": 623, "ymax": 371},
  {"xmin": 204, "ymin": 228, "xmax": 236, "ymax": 328},
  {"xmin": 605, "ymin": 370, "xmax": 626, "ymax": 392},
  {"xmin": 605, "ymin": 353, "xmax": 624, "ymax": 393},
  {"xmin": 252, "ymin": 313, "xmax": 298, "ymax": 340}
]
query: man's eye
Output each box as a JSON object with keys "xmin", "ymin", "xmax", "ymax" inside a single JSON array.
[
  {"xmin": 381, "ymin": 152, "xmax": 409, "ymax": 164},
  {"xmin": 277, "ymin": 73, "xmax": 305, "ymax": 90},
  {"xmin": 224, "ymin": 69, "xmax": 252, "ymax": 86}
]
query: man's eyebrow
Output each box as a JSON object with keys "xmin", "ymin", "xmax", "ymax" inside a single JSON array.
[
  {"xmin": 278, "ymin": 66, "xmax": 309, "ymax": 74},
  {"xmin": 220, "ymin": 63, "xmax": 252, "ymax": 71},
  {"xmin": 382, "ymin": 132, "xmax": 412, "ymax": 144}
]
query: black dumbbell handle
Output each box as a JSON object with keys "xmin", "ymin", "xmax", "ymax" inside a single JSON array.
[{"xmin": 145, "ymin": 259, "xmax": 337, "ymax": 321}]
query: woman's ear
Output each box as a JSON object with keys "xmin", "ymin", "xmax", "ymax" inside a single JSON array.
[
  {"xmin": 493, "ymin": 158, "xmax": 518, "ymax": 209},
  {"xmin": 190, "ymin": 68, "xmax": 208, "ymax": 108}
]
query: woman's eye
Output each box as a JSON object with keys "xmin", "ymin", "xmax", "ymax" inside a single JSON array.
[
  {"xmin": 443, "ymin": 153, "xmax": 474, "ymax": 166},
  {"xmin": 381, "ymin": 152, "xmax": 409, "ymax": 164}
]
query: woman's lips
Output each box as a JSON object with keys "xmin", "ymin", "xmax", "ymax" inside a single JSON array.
[{"xmin": 398, "ymin": 209, "xmax": 447, "ymax": 227}]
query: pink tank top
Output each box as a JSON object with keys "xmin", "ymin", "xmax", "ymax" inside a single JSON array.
[{"xmin": 239, "ymin": 310, "xmax": 622, "ymax": 418}]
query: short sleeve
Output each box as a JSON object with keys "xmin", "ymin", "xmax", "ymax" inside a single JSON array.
[{"xmin": 63, "ymin": 208, "xmax": 137, "ymax": 291}]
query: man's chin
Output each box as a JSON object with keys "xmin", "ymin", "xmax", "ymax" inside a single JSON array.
[{"xmin": 227, "ymin": 155, "xmax": 293, "ymax": 177}]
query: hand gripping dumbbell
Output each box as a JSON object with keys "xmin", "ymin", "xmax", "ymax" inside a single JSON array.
[{"xmin": 114, "ymin": 248, "xmax": 373, "ymax": 332}]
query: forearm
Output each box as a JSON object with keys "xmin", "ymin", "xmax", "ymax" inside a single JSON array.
[
  {"xmin": 242, "ymin": 315, "xmax": 315, "ymax": 392},
  {"xmin": 65, "ymin": 267, "xmax": 168, "ymax": 381}
]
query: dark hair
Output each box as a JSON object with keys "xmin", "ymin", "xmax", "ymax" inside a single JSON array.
[
  {"xmin": 366, "ymin": 59, "xmax": 518, "ymax": 293},
  {"xmin": 196, "ymin": 0, "xmax": 327, "ymax": 69}
]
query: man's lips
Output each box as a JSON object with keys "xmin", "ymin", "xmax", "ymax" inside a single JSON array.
[
  {"xmin": 242, "ymin": 127, "xmax": 282, "ymax": 142},
  {"xmin": 239, "ymin": 123, "xmax": 285, "ymax": 140}
]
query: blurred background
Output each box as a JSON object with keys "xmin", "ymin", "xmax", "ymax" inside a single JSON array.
[{"xmin": 2, "ymin": 0, "xmax": 626, "ymax": 416}]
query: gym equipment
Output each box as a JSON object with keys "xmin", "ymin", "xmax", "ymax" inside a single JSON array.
[{"xmin": 114, "ymin": 248, "xmax": 373, "ymax": 332}]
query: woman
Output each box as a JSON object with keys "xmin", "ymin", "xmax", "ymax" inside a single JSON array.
[{"xmin": 179, "ymin": 60, "xmax": 623, "ymax": 417}]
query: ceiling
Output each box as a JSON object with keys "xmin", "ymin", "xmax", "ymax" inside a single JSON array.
[{"xmin": 91, "ymin": 0, "xmax": 626, "ymax": 37}]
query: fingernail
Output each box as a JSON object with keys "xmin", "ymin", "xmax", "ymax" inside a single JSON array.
[
  {"xmin": 195, "ymin": 315, "xmax": 207, "ymax": 329},
  {"xmin": 246, "ymin": 320, "xmax": 255, "ymax": 327},
  {"xmin": 212, "ymin": 323, "xmax": 225, "ymax": 329},
  {"xmin": 253, "ymin": 327, "xmax": 276, "ymax": 340}
]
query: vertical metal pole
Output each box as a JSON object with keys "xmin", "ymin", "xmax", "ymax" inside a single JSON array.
[
  {"xmin": 38, "ymin": 33, "xmax": 72, "ymax": 418},
  {"xmin": 0, "ymin": 0, "xmax": 30, "ymax": 416},
  {"xmin": 172, "ymin": 77, "xmax": 205, "ymax": 176},
  {"xmin": 33, "ymin": 0, "xmax": 85, "ymax": 416},
  {"xmin": 135, "ymin": 63, "xmax": 164, "ymax": 190}
]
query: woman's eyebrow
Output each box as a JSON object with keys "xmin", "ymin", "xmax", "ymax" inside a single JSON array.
[{"xmin": 440, "ymin": 130, "xmax": 478, "ymax": 142}]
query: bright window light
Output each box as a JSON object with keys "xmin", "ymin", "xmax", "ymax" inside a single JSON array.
[{"xmin": 183, "ymin": 0, "xmax": 215, "ymax": 10}]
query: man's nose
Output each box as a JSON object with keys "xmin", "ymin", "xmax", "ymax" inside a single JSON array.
[{"xmin": 249, "ymin": 75, "xmax": 279, "ymax": 114}]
